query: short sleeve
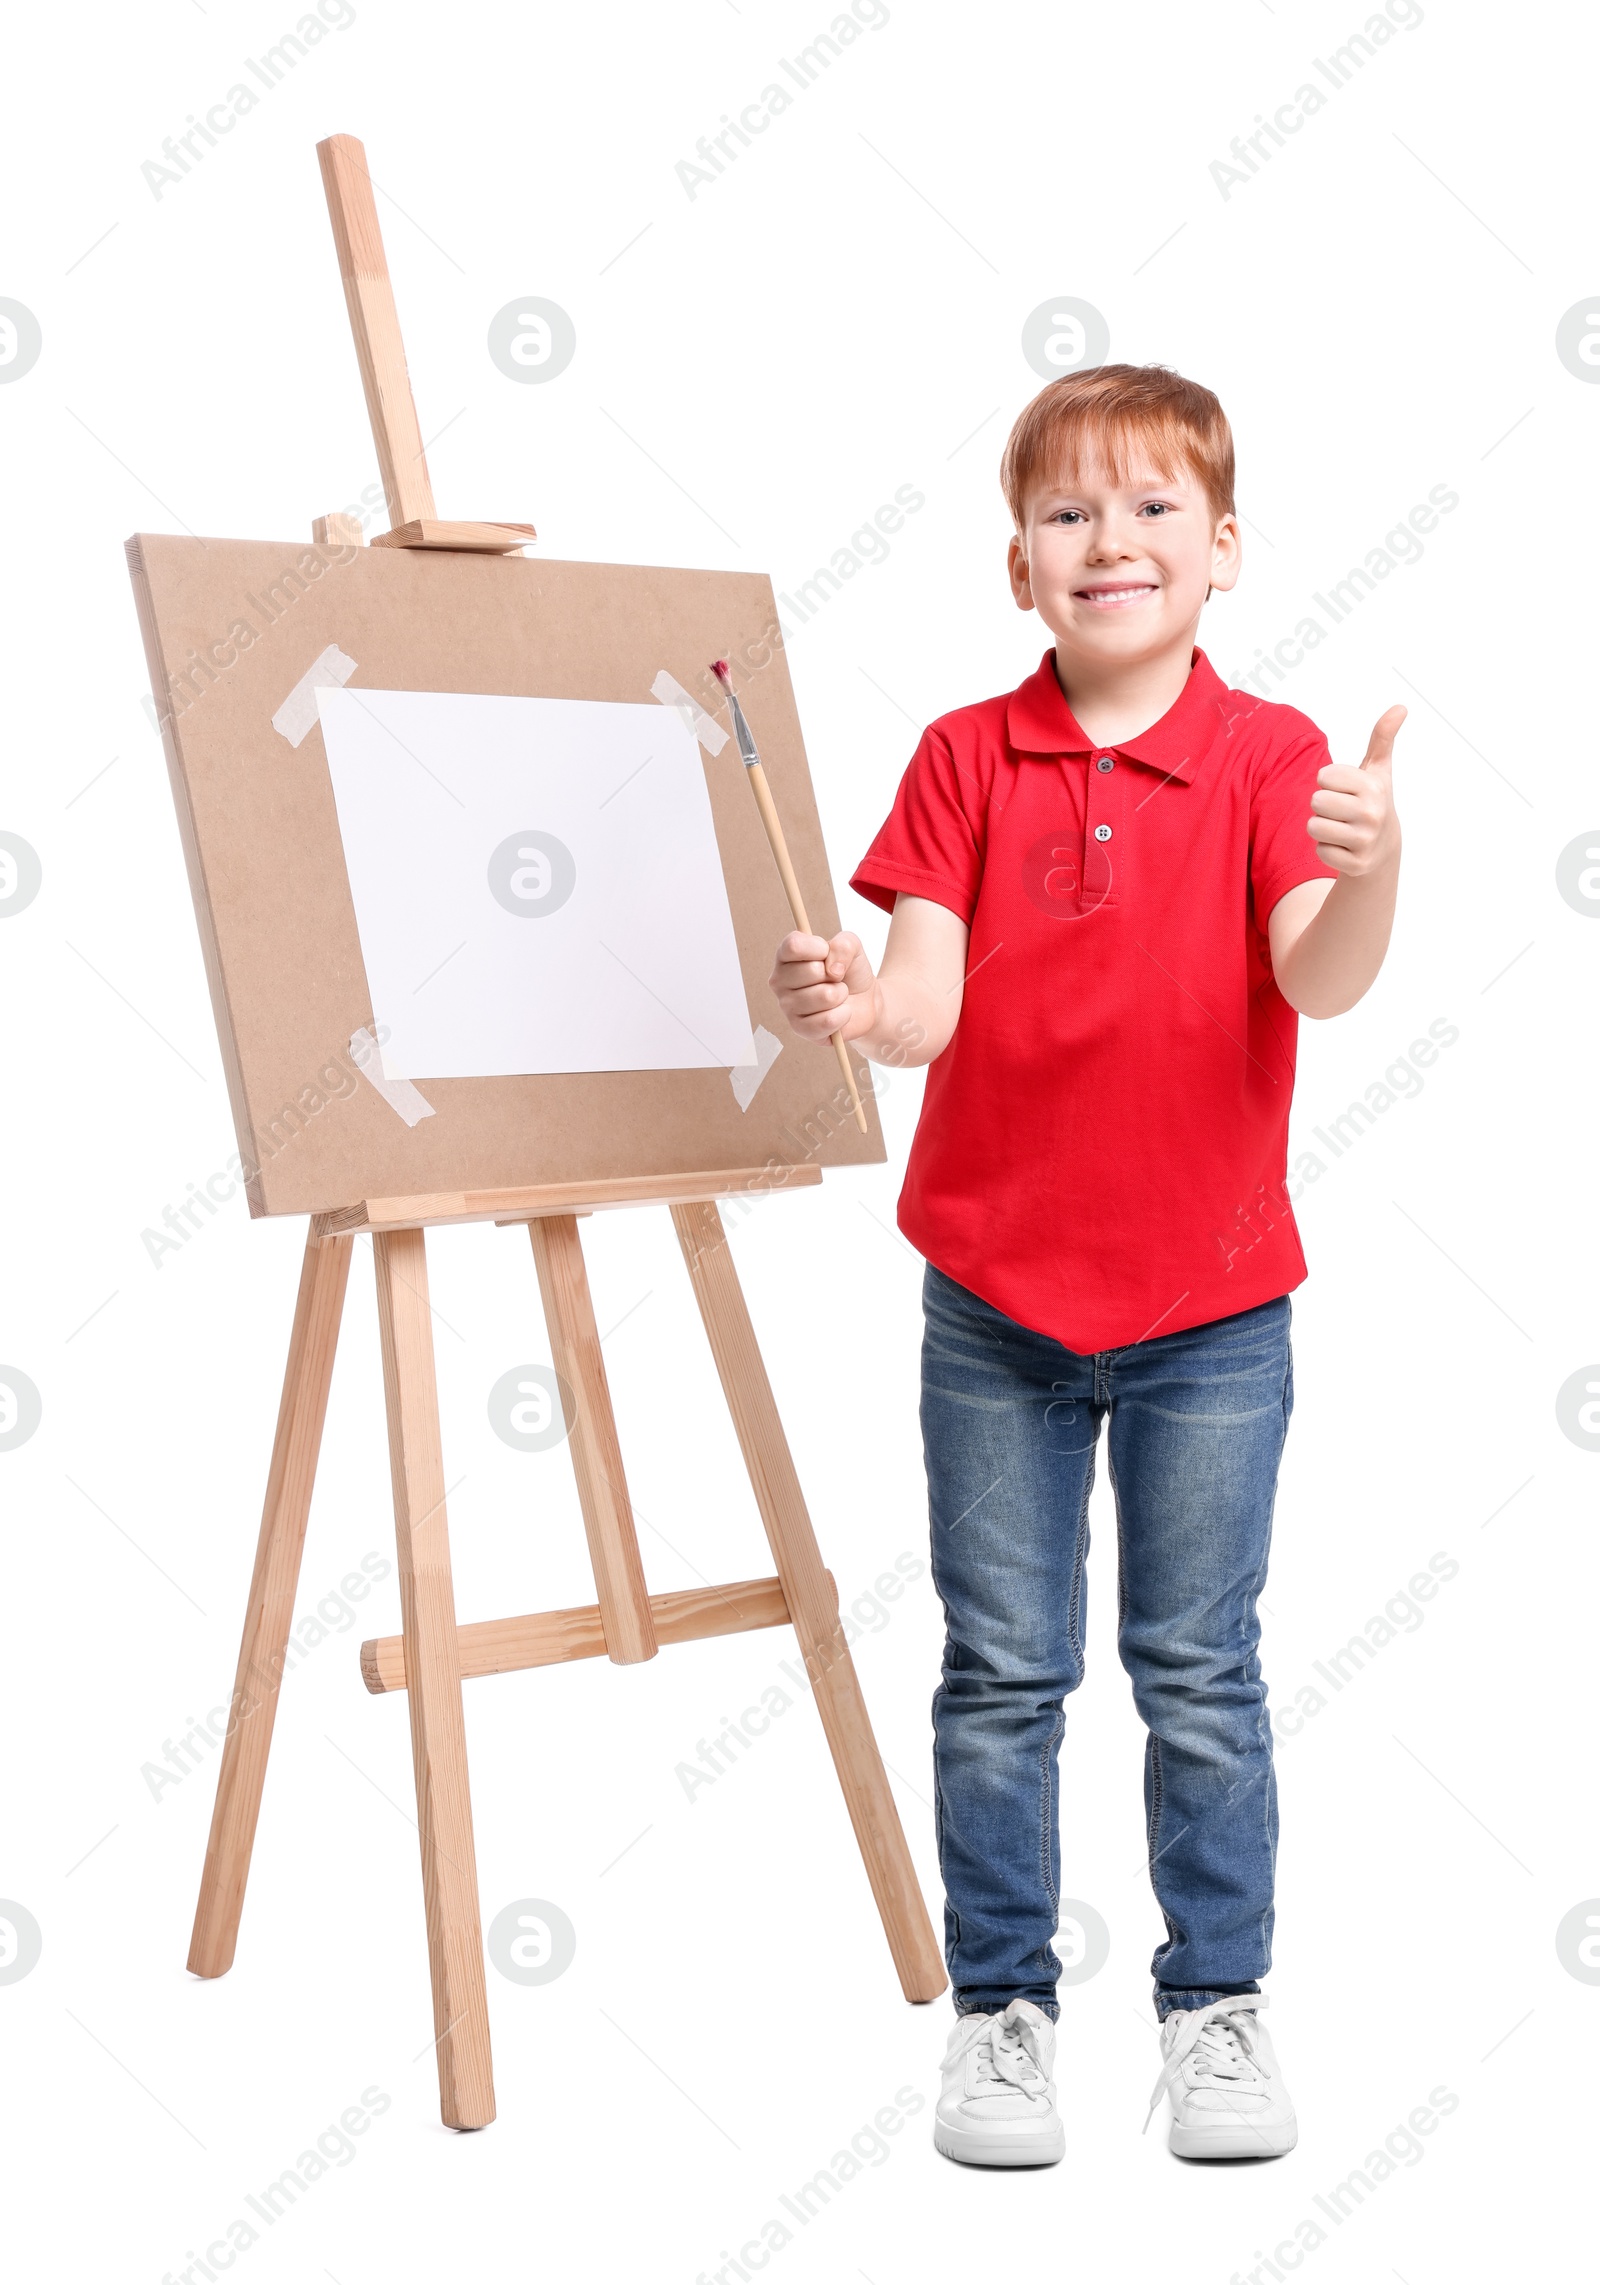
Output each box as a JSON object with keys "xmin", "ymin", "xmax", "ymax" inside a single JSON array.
[
  {"xmin": 849, "ymin": 725, "xmax": 983, "ymax": 925},
  {"xmin": 1250, "ymin": 728, "xmax": 1341, "ymax": 928}
]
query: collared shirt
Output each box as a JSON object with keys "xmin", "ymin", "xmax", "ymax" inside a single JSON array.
[{"xmin": 848, "ymin": 645, "xmax": 1340, "ymax": 1353}]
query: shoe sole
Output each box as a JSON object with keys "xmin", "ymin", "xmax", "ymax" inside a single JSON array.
[
  {"xmin": 1169, "ymin": 2117, "xmax": 1298, "ymax": 2161},
  {"xmin": 934, "ymin": 2119, "xmax": 1066, "ymax": 2169}
]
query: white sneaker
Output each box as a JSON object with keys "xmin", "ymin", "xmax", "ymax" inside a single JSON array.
[
  {"xmin": 1145, "ymin": 1994, "xmax": 1297, "ymax": 2160},
  {"xmin": 934, "ymin": 1999, "xmax": 1065, "ymax": 2167}
]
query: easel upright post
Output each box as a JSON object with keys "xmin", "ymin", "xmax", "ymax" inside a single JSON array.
[{"xmin": 316, "ymin": 134, "xmax": 436, "ymax": 529}]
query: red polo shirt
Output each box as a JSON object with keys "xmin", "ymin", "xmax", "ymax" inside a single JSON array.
[{"xmin": 848, "ymin": 646, "xmax": 1339, "ymax": 1353}]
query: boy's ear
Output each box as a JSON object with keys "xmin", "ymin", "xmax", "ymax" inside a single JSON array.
[
  {"xmin": 1008, "ymin": 530, "xmax": 1034, "ymax": 612},
  {"xmin": 1205, "ymin": 513, "xmax": 1243, "ymax": 602}
]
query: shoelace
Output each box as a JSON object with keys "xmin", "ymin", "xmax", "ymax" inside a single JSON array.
[
  {"xmin": 1143, "ymin": 1994, "xmax": 1269, "ymax": 2134},
  {"xmin": 969, "ymin": 2010, "xmax": 1049, "ymax": 2096}
]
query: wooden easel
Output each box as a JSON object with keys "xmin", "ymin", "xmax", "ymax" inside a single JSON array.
[{"xmin": 184, "ymin": 135, "xmax": 945, "ymax": 2130}]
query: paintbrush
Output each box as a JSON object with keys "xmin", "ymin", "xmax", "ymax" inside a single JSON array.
[{"xmin": 710, "ymin": 660, "xmax": 868, "ymax": 1136}]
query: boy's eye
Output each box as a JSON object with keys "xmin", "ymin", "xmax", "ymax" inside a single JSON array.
[{"xmin": 1046, "ymin": 501, "xmax": 1175, "ymax": 523}]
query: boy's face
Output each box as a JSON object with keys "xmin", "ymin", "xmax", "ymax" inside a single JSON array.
[{"xmin": 1008, "ymin": 458, "xmax": 1240, "ymax": 671}]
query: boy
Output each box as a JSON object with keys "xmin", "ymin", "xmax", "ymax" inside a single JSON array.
[{"xmin": 769, "ymin": 365, "xmax": 1402, "ymax": 2167}]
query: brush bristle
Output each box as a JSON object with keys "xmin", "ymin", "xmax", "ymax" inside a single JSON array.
[{"xmin": 710, "ymin": 659, "xmax": 731, "ymax": 684}]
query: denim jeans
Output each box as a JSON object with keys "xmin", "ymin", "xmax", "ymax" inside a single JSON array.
[{"xmin": 920, "ymin": 1262, "xmax": 1294, "ymax": 2022}]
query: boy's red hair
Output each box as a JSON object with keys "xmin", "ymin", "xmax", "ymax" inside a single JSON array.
[{"xmin": 1000, "ymin": 363, "xmax": 1236, "ymax": 530}]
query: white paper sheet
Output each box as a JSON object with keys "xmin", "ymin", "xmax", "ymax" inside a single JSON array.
[{"xmin": 316, "ymin": 685, "xmax": 756, "ymax": 1080}]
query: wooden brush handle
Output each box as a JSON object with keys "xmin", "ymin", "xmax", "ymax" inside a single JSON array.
[{"xmin": 747, "ymin": 765, "xmax": 868, "ymax": 1136}]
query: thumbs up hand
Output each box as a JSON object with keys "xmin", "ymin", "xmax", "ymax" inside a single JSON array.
[{"xmin": 1307, "ymin": 705, "xmax": 1405, "ymax": 878}]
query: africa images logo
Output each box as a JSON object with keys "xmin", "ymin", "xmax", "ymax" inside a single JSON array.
[{"xmin": 1022, "ymin": 830, "xmax": 1116, "ymax": 921}]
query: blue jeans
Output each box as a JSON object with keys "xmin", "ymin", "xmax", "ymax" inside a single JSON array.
[{"xmin": 920, "ymin": 1263, "xmax": 1294, "ymax": 2022}]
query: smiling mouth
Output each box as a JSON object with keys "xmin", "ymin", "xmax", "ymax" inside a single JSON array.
[{"xmin": 1074, "ymin": 583, "xmax": 1159, "ymax": 608}]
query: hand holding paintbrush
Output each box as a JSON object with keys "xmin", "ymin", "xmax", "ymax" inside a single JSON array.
[{"xmin": 710, "ymin": 659, "xmax": 868, "ymax": 1136}]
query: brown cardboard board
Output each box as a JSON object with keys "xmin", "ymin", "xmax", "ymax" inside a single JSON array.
[{"xmin": 125, "ymin": 534, "xmax": 884, "ymax": 1215}]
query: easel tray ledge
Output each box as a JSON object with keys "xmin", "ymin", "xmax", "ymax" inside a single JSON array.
[{"xmin": 310, "ymin": 1163, "xmax": 822, "ymax": 1236}]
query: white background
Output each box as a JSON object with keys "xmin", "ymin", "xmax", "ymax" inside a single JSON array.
[{"xmin": 0, "ymin": 2, "xmax": 1593, "ymax": 2279}]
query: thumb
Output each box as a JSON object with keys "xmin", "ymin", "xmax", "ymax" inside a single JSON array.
[
  {"xmin": 1362, "ymin": 704, "xmax": 1407, "ymax": 770},
  {"xmin": 823, "ymin": 930, "xmax": 863, "ymax": 979}
]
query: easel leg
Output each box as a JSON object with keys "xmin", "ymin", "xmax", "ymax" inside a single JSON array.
[
  {"xmin": 527, "ymin": 1214, "xmax": 657, "ymax": 1664},
  {"xmin": 189, "ymin": 1226, "xmax": 352, "ymax": 1979},
  {"xmin": 670, "ymin": 1203, "xmax": 947, "ymax": 2003},
  {"xmin": 372, "ymin": 1227, "xmax": 496, "ymax": 2129}
]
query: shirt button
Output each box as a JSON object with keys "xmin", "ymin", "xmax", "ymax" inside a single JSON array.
[
  {"xmin": 1095, "ymin": 754, "xmax": 1115, "ymax": 772},
  {"xmin": 1094, "ymin": 823, "xmax": 1113, "ymax": 842}
]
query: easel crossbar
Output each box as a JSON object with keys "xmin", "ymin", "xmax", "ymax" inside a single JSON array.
[{"xmin": 359, "ymin": 1567, "xmax": 835, "ymax": 1695}]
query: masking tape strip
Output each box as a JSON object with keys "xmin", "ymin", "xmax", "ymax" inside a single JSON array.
[
  {"xmin": 650, "ymin": 669, "xmax": 728, "ymax": 756},
  {"xmin": 273, "ymin": 644, "xmax": 359, "ymax": 747},
  {"xmin": 350, "ymin": 1027, "xmax": 435, "ymax": 1127},
  {"xmin": 729, "ymin": 1024, "xmax": 782, "ymax": 1112}
]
